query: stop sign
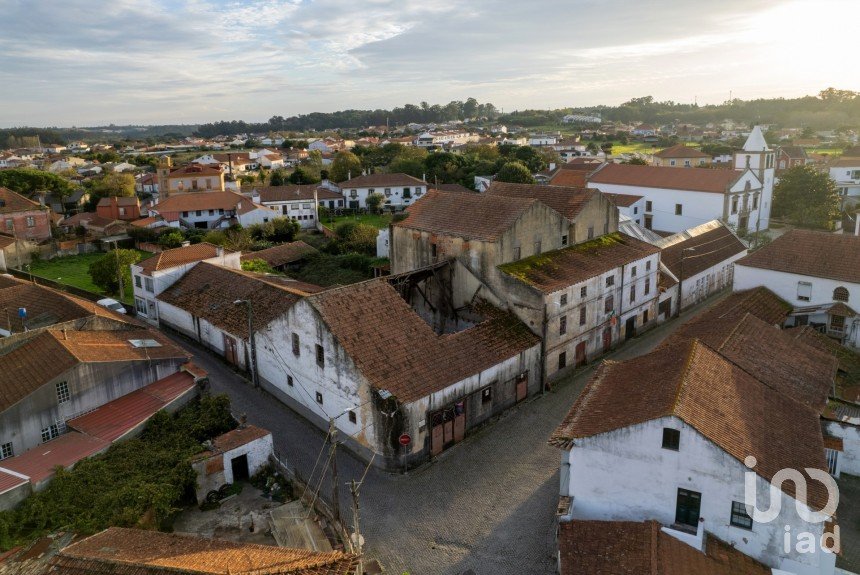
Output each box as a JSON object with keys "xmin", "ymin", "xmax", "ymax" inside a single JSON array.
[{"xmin": 398, "ymin": 433, "xmax": 411, "ymax": 446}]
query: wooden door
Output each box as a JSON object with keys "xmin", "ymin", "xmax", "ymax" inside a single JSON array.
[
  {"xmin": 431, "ymin": 424, "xmax": 444, "ymax": 456},
  {"xmin": 443, "ymin": 418, "xmax": 454, "ymax": 445},
  {"xmin": 223, "ymin": 333, "xmax": 237, "ymax": 365},
  {"xmin": 453, "ymin": 411, "xmax": 465, "ymax": 443},
  {"xmin": 602, "ymin": 327, "xmax": 612, "ymax": 352},
  {"xmin": 515, "ymin": 375, "xmax": 528, "ymax": 402},
  {"xmin": 574, "ymin": 341, "xmax": 586, "ymax": 366}
]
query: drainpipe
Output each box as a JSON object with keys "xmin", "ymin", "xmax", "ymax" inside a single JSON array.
[{"xmin": 540, "ymin": 301, "xmax": 548, "ymax": 394}]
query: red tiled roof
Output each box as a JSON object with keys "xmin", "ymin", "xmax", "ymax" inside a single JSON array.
[
  {"xmin": 308, "ymin": 279, "xmax": 540, "ymax": 402},
  {"xmin": 151, "ymin": 191, "xmax": 252, "ymax": 214},
  {"xmin": 51, "ymin": 527, "xmax": 357, "ymax": 575},
  {"xmin": 395, "ymin": 189, "xmax": 538, "ymax": 241},
  {"xmin": 255, "ymin": 185, "xmax": 342, "ymax": 203},
  {"xmin": 0, "ymin": 470, "xmax": 27, "ymax": 495},
  {"xmin": 96, "ymin": 196, "xmax": 139, "ymax": 207},
  {"xmin": 167, "ymin": 164, "xmax": 223, "ymax": 177},
  {"xmin": 498, "ymin": 232, "xmax": 660, "ymax": 294},
  {"xmin": 338, "ymin": 172, "xmax": 426, "ymax": 187},
  {"xmin": 658, "ymin": 222, "xmax": 747, "ymax": 280},
  {"xmin": 697, "ymin": 286, "xmax": 792, "ymax": 326},
  {"xmin": 653, "ymin": 144, "xmax": 710, "ymax": 159},
  {"xmin": 548, "ymin": 170, "xmax": 587, "ymax": 187},
  {"xmin": 606, "ymin": 193, "xmax": 643, "ymax": 207},
  {"xmin": 0, "ymin": 187, "xmax": 42, "ymax": 215},
  {"xmin": 736, "ymin": 229, "xmax": 860, "ymax": 284},
  {"xmin": 485, "ymin": 181, "xmax": 599, "ymax": 221},
  {"xmin": 130, "ymin": 216, "xmax": 159, "ymax": 227},
  {"xmin": 240, "ymin": 241, "xmax": 318, "ymax": 267},
  {"xmin": 558, "ymin": 520, "xmax": 771, "ymax": 575},
  {"xmin": 136, "ymin": 242, "xmax": 233, "ymax": 275},
  {"xmin": 194, "ymin": 425, "xmax": 272, "ymax": 460},
  {"xmin": 0, "ymin": 234, "xmax": 15, "ymax": 249},
  {"xmin": 67, "ymin": 371, "xmax": 197, "ymax": 442},
  {"xmin": 550, "ymin": 339, "xmax": 831, "ymax": 509},
  {"xmin": 589, "ymin": 163, "xmax": 741, "ymax": 193},
  {"xmin": 0, "ymin": 282, "xmax": 98, "ymax": 333},
  {"xmin": 1, "ymin": 432, "xmax": 109, "ymax": 484},
  {"xmin": 158, "ymin": 262, "xmax": 303, "ymax": 338},
  {"xmin": 60, "ymin": 212, "xmax": 117, "ymax": 229}
]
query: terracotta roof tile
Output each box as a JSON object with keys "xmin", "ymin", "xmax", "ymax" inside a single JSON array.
[
  {"xmin": 307, "ymin": 278, "xmax": 539, "ymax": 402},
  {"xmin": 606, "ymin": 193, "xmax": 643, "ymax": 208},
  {"xmin": 431, "ymin": 183, "xmax": 475, "ymax": 194},
  {"xmin": 136, "ymin": 243, "xmax": 234, "ymax": 275},
  {"xmin": 0, "ymin": 187, "xmax": 41, "ymax": 214},
  {"xmin": 52, "ymin": 328, "xmax": 187, "ymax": 363},
  {"xmin": 338, "ymin": 172, "xmax": 426, "ymax": 187},
  {"xmin": 194, "ymin": 425, "xmax": 271, "ymax": 460},
  {"xmin": 96, "ymin": 196, "xmax": 139, "ymax": 207},
  {"xmin": 547, "ymin": 170, "xmax": 587, "ymax": 187},
  {"xmin": 498, "ymin": 232, "xmax": 660, "ymax": 294},
  {"xmin": 736, "ymin": 229, "xmax": 860, "ymax": 284},
  {"xmin": 1, "ymin": 432, "xmax": 109, "ymax": 484},
  {"xmin": 485, "ymin": 181, "xmax": 598, "ymax": 221},
  {"xmin": 395, "ymin": 189, "xmax": 538, "ymax": 241},
  {"xmin": 61, "ymin": 212, "xmax": 118, "ymax": 229},
  {"xmin": 558, "ymin": 520, "xmax": 771, "ymax": 575},
  {"xmin": 652, "ymin": 144, "xmax": 710, "ymax": 159},
  {"xmin": 657, "ymin": 222, "xmax": 747, "ymax": 280},
  {"xmin": 151, "ymin": 191, "xmax": 253, "ymax": 214},
  {"xmin": 240, "ymin": 241, "xmax": 318, "ymax": 267},
  {"xmin": 167, "ymin": 164, "xmax": 223, "ymax": 177},
  {"xmin": 550, "ymin": 339, "xmax": 831, "ymax": 509},
  {"xmin": 158, "ymin": 262, "xmax": 303, "ymax": 338},
  {"xmin": 51, "ymin": 527, "xmax": 357, "ymax": 575},
  {"xmin": 589, "ymin": 163, "xmax": 741, "ymax": 194},
  {"xmin": 255, "ymin": 185, "xmax": 342, "ymax": 203},
  {"xmin": 0, "ymin": 282, "xmax": 96, "ymax": 333}
]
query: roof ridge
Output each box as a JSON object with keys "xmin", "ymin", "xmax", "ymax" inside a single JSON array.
[{"xmin": 672, "ymin": 339, "xmax": 700, "ymax": 412}]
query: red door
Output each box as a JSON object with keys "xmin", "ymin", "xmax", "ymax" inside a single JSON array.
[
  {"xmin": 223, "ymin": 334, "xmax": 237, "ymax": 365},
  {"xmin": 515, "ymin": 374, "xmax": 528, "ymax": 402},
  {"xmin": 574, "ymin": 341, "xmax": 587, "ymax": 366},
  {"xmin": 431, "ymin": 424, "xmax": 444, "ymax": 456},
  {"xmin": 602, "ymin": 327, "xmax": 612, "ymax": 353}
]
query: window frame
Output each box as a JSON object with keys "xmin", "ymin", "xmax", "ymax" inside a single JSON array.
[
  {"xmin": 662, "ymin": 427, "xmax": 680, "ymax": 451},
  {"xmin": 0, "ymin": 442, "xmax": 12, "ymax": 460},
  {"xmin": 56, "ymin": 381, "xmax": 70, "ymax": 404},
  {"xmin": 730, "ymin": 501, "xmax": 753, "ymax": 530},
  {"xmin": 316, "ymin": 344, "xmax": 325, "ymax": 368}
]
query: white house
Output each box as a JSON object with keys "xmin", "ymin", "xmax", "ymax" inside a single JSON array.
[
  {"xmin": 608, "ymin": 193, "xmax": 645, "ymax": 225},
  {"xmin": 655, "ymin": 220, "xmax": 747, "ymax": 310},
  {"xmin": 550, "ymin": 338, "xmax": 838, "ymax": 575},
  {"xmin": 529, "ymin": 134, "xmax": 558, "ymax": 146},
  {"xmin": 190, "ymin": 424, "xmax": 273, "ymax": 503},
  {"xmin": 131, "ymin": 242, "xmax": 241, "ymax": 324},
  {"xmin": 337, "ymin": 173, "xmax": 427, "ymax": 209},
  {"xmin": 828, "ymin": 156, "xmax": 860, "ymax": 210},
  {"xmin": 733, "ymin": 229, "xmax": 860, "ymax": 348},
  {"xmin": 822, "ymin": 397, "xmax": 860, "ymax": 477},
  {"xmin": 252, "ymin": 184, "xmax": 344, "ymax": 229},
  {"xmin": 149, "ymin": 191, "xmax": 279, "ymax": 230}
]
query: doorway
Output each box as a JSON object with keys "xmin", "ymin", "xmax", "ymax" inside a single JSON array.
[
  {"xmin": 223, "ymin": 334, "xmax": 238, "ymax": 365},
  {"xmin": 230, "ymin": 454, "xmax": 250, "ymax": 482},
  {"xmin": 625, "ymin": 316, "xmax": 636, "ymax": 340},
  {"xmin": 574, "ymin": 341, "xmax": 587, "ymax": 366},
  {"xmin": 602, "ymin": 327, "xmax": 612, "ymax": 353},
  {"xmin": 675, "ymin": 488, "xmax": 701, "ymax": 530}
]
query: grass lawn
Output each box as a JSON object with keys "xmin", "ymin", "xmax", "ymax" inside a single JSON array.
[
  {"xmin": 607, "ymin": 141, "xmax": 661, "ymax": 155},
  {"xmin": 322, "ymin": 212, "xmax": 393, "ymax": 230},
  {"xmin": 807, "ymin": 148, "xmax": 842, "ymax": 157},
  {"xmin": 28, "ymin": 250, "xmax": 152, "ymax": 303}
]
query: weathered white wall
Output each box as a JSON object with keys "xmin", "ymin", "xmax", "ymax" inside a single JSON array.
[
  {"xmin": 823, "ymin": 420, "xmax": 860, "ymax": 476},
  {"xmin": 595, "ymin": 185, "xmax": 726, "ymax": 233},
  {"xmin": 565, "ymin": 416, "xmax": 832, "ymax": 575},
  {"xmin": 679, "ymin": 253, "xmax": 745, "ymax": 310}
]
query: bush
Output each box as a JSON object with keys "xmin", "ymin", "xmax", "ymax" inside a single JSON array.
[
  {"xmin": 88, "ymin": 249, "xmax": 142, "ymax": 296},
  {"xmin": 158, "ymin": 231, "xmax": 185, "ymax": 249}
]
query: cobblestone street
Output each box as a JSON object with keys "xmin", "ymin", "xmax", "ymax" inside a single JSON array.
[{"xmin": 169, "ymin": 295, "xmax": 723, "ymax": 575}]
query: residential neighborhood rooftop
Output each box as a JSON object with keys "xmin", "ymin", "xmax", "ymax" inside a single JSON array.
[
  {"xmin": 254, "ymin": 184, "xmax": 342, "ymax": 203},
  {"xmin": 337, "ymin": 172, "xmax": 426, "ymax": 187},
  {"xmin": 485, "ymin": 181, "xmax": 598, "ymax": 221},
  {"xmin": 736, "ymin": 229, "xmax": 860, "ymax": 284},
  {"xmin": 656, "ymin": 221, "xmax": 747, "ymax": 280},
  {"xmin": 240, "ymin": 241, "xmax": 319, "ymax": 267},
  {"xmin": 652, "ymin": 143, "xmax": 710, "ymax": 159},
  {"xmin": 136, "ymin": 242, "xmax": 234, "ymax": 275},
  {"xmin": 589, "ymin": 163, "xmax": 742, "ymax": 193},
  {"xmin": 0, "ymin": 186, "xmax": 42, "ymax": 214}
]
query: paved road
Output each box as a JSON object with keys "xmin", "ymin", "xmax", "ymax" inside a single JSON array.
[{"xmin": 167, "ymin": 297, "xmax": 722, "ymax": 575}]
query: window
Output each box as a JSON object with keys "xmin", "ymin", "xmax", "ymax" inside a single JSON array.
[
  {"xmin": 287, "ymin": 375, "xmax": 294, "ymax": 387},
  {"xmin": 316, "ymin": 344, "xmax": 325, "ymax": 368},
  {"xmin": 513, "ymin": 246, "xmax": 521, "ymax": 260},
  {"xmin": 644, "ymin": 279, "xmax": 650, "ymax": 296},
  {"xmin": 797, "ymin": 281, "xmax": 812, "ymax": 302},
  {"xmin": 292, "ymin": 333, "xmax": 300, "ymax": 356},
  {"xmin": 662, "ymin": 428, "xmax": 680, "ymax": 450},
  {"xmin": 731, "ymin": 196, "xmax": 738, "ymax": 215},
  {"xmin": 646, "ymin": 260, "xmax": 651, "ymax": 271},
  {"xmin": 56, "ymin": 381, "xmax": 70, "ymax": 404},
  {"xmin": 560, "ymin": 293, "xmax": 568, "ymax": 307},
  {"xmin": 384, "ymin": 188, "xmax": 391, "ymax": 197},
  {"xmin": 559, "ymin": 316, "xmax": 567, "ymax": 335},
  {"xmin": 134, "ymin": 275, "xmax": 142, "ymax": 288},
  {"xmin": 4, "ymin": 219, "xmax": 12, "ymax": 231},
  {"xmin": 670, "ymin": 160, "xmax": 676, "ymax": 166},
  {"xmin": 430, "ymin": 243, "xmax": 437, "ymax": 260},
  {"xmin": 403, "ymin": 187, "xmax": 412, "ymax": 199},
  {"xmin": 534, "ymin": 240, "xmax": 542, "ymax": 255},
  {"xmin": 684, "ymin": 160, "xmax": 691, "ymax": 167},
  {"xmin": 219, "ymin": 208, "xmax": 225, "ymax": 214},
  {"xmin": 208, "ymin": 209, "xmax": 214, "ymax": 216},
  {"xmin": 752, "ymin": 193, "xmax": 759, "ymax": 210},
  {"xmin": 604, "ymin": 295, "xmax": 614, "ymax": 313},
  {"xmin": 633, "ymin": 206, "xmax": 638, "ymax": 215},
  {"xmin": 119, "ymin": 207, "xmax": 126, "ymax": 216},
  {"xmin": 316, "ymin": 391, "xmax": 323, "ymax": 404},
  {"xmin": 579, "ymin": 306, "xmax": 586, "ymax": 326},
  {"xmin": 481, "ymin": 387, "xmax": 492, "ymax": 404},
  {"xmin": 0, "ymin": 442, "xmax": 13, "ymax": 460},
  {"xmin": 645, "ymin": 201, "xmax": 652, "ymax": 212},
  {"xmin": 675, "ymin": 204, "xmax": 683, "ymax": 216},
  {"xmin": 834, "ymin": 287, "xmax": 849, "ymax": 302},
  {"xmin": 558, "ymin": 351, "xmax": 567, "ymax": 370},
  {"xmin": 41, "ymin": 423, "xmax": 61, "ymax": 443},
  {"xmin": 676, "ymin": 488, "xmax": 701, "ymax": 529},
  {"xmin": 291, "ymin": 204, "xmax": 299, "ymax": 210},
  {"xmin": 587, "ymin": 226, "xmax": 594, "ymax": 239},
  {"xmin": 605, "ymin": 275, "xmax": 614, "ymax": 287},
  {"xmin": 144, "ymin": 277, "xmax": 154, "ymax": 292},
  {"xmin": 631, "ymin": 266, "xmax": 637, "ymax": 277},
  {"xmin": 643, "ymin": 309, "xmax": 649, "ymax": 324},
  {"xmin": 350, "ymin": 189, "xmax": 357, "ymax": 198},
  {"xmin": 135, "ymin": 298, "xmax": 147, "ymax": 315},
  {"xmin": 195, "ymin": 210, "xmax": 202, "ymax": 216},
  {"xmin": 580, "ymin": 286, "xmax": 587, "ymax": 298},
  {"xmin": 561, "ymin": 234, "xmax": 568, "ymax": 246},
  {"xmin": 26, "ymin": 216, "xmax": 35, "ymax": 227},
  {"xmin": 348, "ymin": 410, "xmax": 357, "ymax": 423},
  {"xmin": 729, "ymin": 501, "xmax": 753, "ymax": 529},
  {"xmin": 630, "ymin": 285, "xmax": 636, "ymax": 303},
  {"xmin": 832, "ymin": 315, "xmax": 845, "ymax": 331}
]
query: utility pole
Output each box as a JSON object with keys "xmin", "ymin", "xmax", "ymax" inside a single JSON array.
[
  {"xmin": 233, "ymin": 299, "xmax": 259, "ymax": 387},
  {"xmin": 329, "ymin": 418, "xmax": 341, "ymax": 533},
  {"xmin": 112, "ymin": 240, "xmax": 124, "ymax": 301},
  {"xmin": 350, "ymin": 479, "xmax": 363, "ymax": 575}
]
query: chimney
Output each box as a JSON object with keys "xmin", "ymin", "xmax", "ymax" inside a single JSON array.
[{"xmin": 181, "ymin": 240, "xmax": 191, "ymax": 248}]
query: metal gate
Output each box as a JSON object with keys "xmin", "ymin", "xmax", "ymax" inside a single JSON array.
[{"xmin": 430, "ymin": 401, "xmax": 466, "ymax": 456}]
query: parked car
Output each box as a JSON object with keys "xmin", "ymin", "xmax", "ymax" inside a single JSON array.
[{"xmin": 96, "ymin": 297, "xmax": 127, "ymax": 314}]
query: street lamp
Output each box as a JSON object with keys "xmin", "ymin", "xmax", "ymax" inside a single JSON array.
[{"xmin": 233, "ymin": 299, "xmax": 259, "ymax": 388}]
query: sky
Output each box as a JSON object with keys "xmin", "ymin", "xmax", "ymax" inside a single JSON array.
[{"xmin": 1, "ymin": 0, "xmax": 859, "ymax": 127}]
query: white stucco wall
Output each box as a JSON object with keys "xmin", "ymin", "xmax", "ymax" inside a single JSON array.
[
  {"xmin": 679, "ymin": 251, "xmax": 745, "ymax": 310},
  {"xmin": 596, "ymin": 185, "xmax": 726, "ymax": 233},
  {"xmin": 564, "ymin": 416, "xmax": 834, "ymax": 575},
  {"xmin": 823, "ymin": 420, "xmax": 860, "ymax": 476},
  {"xmin": 342, "ymin": 184, "xmax": 426, "ymax": 209}
]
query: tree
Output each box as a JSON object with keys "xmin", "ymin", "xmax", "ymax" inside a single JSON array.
[
  {"xmin": 389, "ymin": 147, "xmax": 427, "ymax": 178},
  {"xmin": 157, "ymin": 231, "xmax": 185, "ymax": 249},
  {"xmin": 366, "ymin": 193, "xmax": 384, "ymax": 214},
  {"xmin": 513, "ymin": 146, "xmax": 546, "ymax": 172},
  {"xmin": 0, "ymin": 168, "xmax": 74, "ymax": 196},
  {"xmin": 772, "ymin": 165, "xmax": 840, "ymax": 229},
  {"xmin": 88, "ymin": 249, "xmax": 142, "ymax": 296},
  {"xmin": 495, "ymin": 161, "xmax": 535, "ymax": 184},
  {"xmin": 269, "ymin": 169, "xmax": 286, "ymax": 186},
  {"xmin": 330, "ymin": 151, "xmax": 363, "ymax": 183},
  {"xmin": 289, "ymin": 166, "xmax": 321, "ymax": 185},
  {"xmin": 622, "ymin": 157, "xmax": 648, "ymax": 165},
  {"xmin": 90, "ymin": 172, "xmax": 135, "ymax": 198},
  {"xmin": 600, "ymin": 142, "xmax": 613, "ymax": 155}
]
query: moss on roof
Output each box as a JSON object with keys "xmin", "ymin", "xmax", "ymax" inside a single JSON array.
[{"xmin": 499, "ymin": 232, "xmax": 626, "ymax": 283}]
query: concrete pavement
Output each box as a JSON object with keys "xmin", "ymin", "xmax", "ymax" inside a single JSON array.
[{"xmin": 166, "ymin": 293, "xmax": 725, "ymax": 574}]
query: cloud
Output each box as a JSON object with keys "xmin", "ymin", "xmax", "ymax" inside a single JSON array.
[{"xmin": 0, "ymin": 0, "xmax": 856, "ymax": 126}]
